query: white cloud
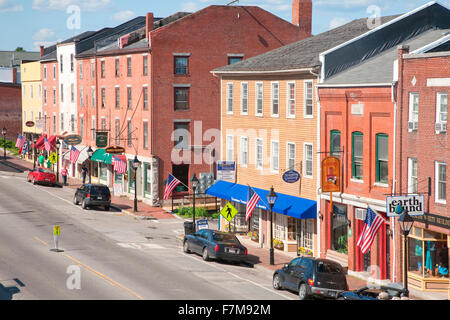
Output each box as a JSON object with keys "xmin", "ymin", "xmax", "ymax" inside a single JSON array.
[
  {"xmin": 0, "ymin": 0, "xmax": 23, "ymax": 13},
  {"xmin": 329, "ymin": 17, "xmax": 350, "ymax": 29},
  {"xmin": 33, "ymin": 28, "xmax": 56, "ymax": 41},
  {"xmin": 32, "ymin": 0, "xmax": 112, "ymax": 12},
  {"xmin": 314, "ymin": 0, "xmax": 377, "ymax": 8},
  {"xmin": 181, "ymin": 1, "xmax": 198, "ymax": 12},
  {"xmin": 112, "ymin": 10, "xmax": 136, "ymax": 22}
]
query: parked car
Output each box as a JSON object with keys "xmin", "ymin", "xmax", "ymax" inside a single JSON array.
[
  {"xmin": 73, "ymin": 184, "xmax": 111, "ymax": 210},
  {"xmin": 27, "ymin": 168, "xmax": 57, "ymax": 186},
  {"xmin": 183, "ymin": 229, "xmax": 248, "ymax": 264},
  {"xmin": 272, "ymin": 257, "xmax": 348, "ymax": 300},
  {"xmin": 337, "ymin": 285, "xmax": 407, "ymax": 300}
]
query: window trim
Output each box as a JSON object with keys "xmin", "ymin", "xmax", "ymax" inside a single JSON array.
[
  {"xmin": 375, "ymin": 133, "xmax": 389, "ymax": 184},
  {"xmin": 255, "ymin": 82, "xmax": 264, "ymax": 117},
  {"xmin": 174, "ymin": 86, "xmax": 190, "ymax": 111},
  {"xmin": 435, "ymin": 161, "xmax": 447, "ymax": 204},
  {"xmin": 286, "ymin": 142, "xmax": 296, "ymax": 171},
  {"xmin": 271, "ymin": 82, "xmax": 279, "ymax": 118},
  {"xmin": 408, "ymin": 158, "xmax": 418, "ymax": 194},
  {"xmin": 255, "ymin": 137, "xmax": 263, "ymax": 170},
  {"xmin": 409, "ymin": 92, "xmax": 419, "ymax": 124},
  {"xmin": 226, "ymin": 82, "xmax": 234, "ymax": 114},
  {"xmin": 436, "ymin": 92, "xmax": 448, "ymax": 125},
  {"xmin": 352, "ymin": 131, "xmax": 363, "ymax": 180},
  {"xmin": 303, "ymin": 80, "xmax": 314, "ymax": 118},
  {"xmin": 303, "ymin": 142, "xmax": 313, "ymax": 178},
  {"xmin": 240, "ymin": 82, "xmax": 248, "ymax": 115},
  {"xmin": 174, "ymin": 55, "xmax": 189, "ymax": 75},
  {"xmin": 226, "ymin": 135, "xmax": 234, "ymax": 161},
  {"xmin": 330, "ymin": 129, "xmax": 341, "ymax": 159},
  {"xmin": 270, "ymin": 140, "xmax": 279, "ymax": 173},
  {"xmin": 286, "ymin": 81, "xmax": 296, "ymax": 119},
  {"xmin": 240, "ymin": 136, "xmax": 248, "ymax": 167}
]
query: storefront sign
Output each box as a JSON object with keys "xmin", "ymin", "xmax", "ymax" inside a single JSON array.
[
  {"xmin": 321, "ymin": 157, "xmax": 341, "ymax": 192},
  {"xmin": 64, "ymin": 135, "xmax": 82, "ymax": 146},
  {"xmin": 411, "ymin": 213, "xmax": 450, "ymax": 229},
  {"xmin": 25, "ymin": 121, "xmax": 35, "ymax": 128},
  {"xmin": 106, "ymin": 146, "xmax": 125, "ymax": 154},
  {"xmin": 283, "ymin": 170, "xmax": 300, "ymax": 183},
  {"xmin": 386, "ymin": 195, "xmax": 425, "ymax": 217},
  {"xmin": 96, "ymin": 132, "xmax": 108, "ymax": 148},
  {"xmin": 217, "ymin": 161, "xmax": 236, "ymax": 182},
  {"xmin": 196, "ymin": 220, "xmax": 209, "ymax": 230}
]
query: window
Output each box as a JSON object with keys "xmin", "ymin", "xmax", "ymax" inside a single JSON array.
[
  {"xmin": 376, "ymin": 134, "xmax": 388, "ymax": 184},
  {"xmin": 79, "ymin": 63, "xmax": 83, "ymax": 79},
  {"xmin": 255, "ymin": 83, "xmax": 263, "ymax": 116},
  {"xmin": 101, "ymin": 118, "xmax": 106, "ymax": 131},
  {"xmin": 143, "ymin": 55, "xmax": 148, "ymax": 76},
  {"xmin": 60, "ymin": 113, "xmax": 64, "ymax": 131},
  {"xmin": 174, "ymin": 87, "xmax": 189, "ymax": 110},
  {"xmin": 287, "ymin": 142, "xmax": 296, "ymax": 170},
  {"xmin": 91, "ymin": 87, "xmax": 95, "ymax": 108},
  {"xmin": 70, "ymin": 54, "xmax": 74, "ymax": 72},
  {"xmin": 127, "ymin": 57, "xmax": 132, "ymax": 77},
  {"xmin": 91, "ymin": 117, "xmax": 96, "ymax": 140},
  {"xmin": 60, "ymin": 55, "xmax": 63, "ymax": 73},
  {"xmin": 352, "ymin": 132, "xmax": 363, "ymax": 180},
  {"xmin": 53, "ymin": 64, "xmax": 56, "ymax": 80},
  {"xmin": 115, "ymin": 58, "xmax": 119, "ymax": 77},
  {"xmin": 271, "ymin": 141, "xmax": 279, "ymax": 172},
  {"xmin": 226, "ymin": 83, "xmax": 234, "ymax": 113},
  {"xmin": 332, "ymin": 204, "xmax": 348, "ymax": 254},
  {"xmin": 101, "ymin": 60, "xmax": 105, "ymax": 78},
  {"xmin": 241, "ymin": 83, "xmax": 248, "ymax": 114},
  {"xmin": 80, "ymin": 87, "xmax": 84, "ymax": 107},
  {"xmin": 80, "ymin": 116, "xmax": 84, "ymax": 138},
  {"xmin": 44, "ymin": 88, "xmax": 47, "ymax": 105},
  {"xmin": 101, "ymin": 88, "xmax": 106, "ymax": 108},
  {"xmin": 435, "ymin": 162, "xmax": 446, "ymax": 203},
  {"xmin": 127, "ymin": 87, "xmax": 132, "ymax": 110},
  {"xmin": 226, "ymin": 135, "xmax": 234, "ymax": 161},
  {"xmin": 436, "ymin": 93, "xmax": 448, "ymax": 124},
  {"xmin": 53, "ymin": 115, "xmax": 56, "ymax": 134},
  {"xmin": 143, "ymin": 87, "xmax": 148, "ymax": 110},
  {"xmin": 408, "ymin": 158, "xmax": 418, "ymax": 194},
  {"xmin": 44, "ymin": 114, "xmax": 47, "ymax": 132},
  {"xmin": 60, "ymin": 84, "xmax": 64, "ymax": 102},
  {"xmin": 330, "ymin": 130, "xmax": 341, "ymax": 159},
  {"xmin": 174, "ymin": 122, "xmax": 189, "ymax": 149},
  {"xmin": 91, "ymin": 61, "xmax": 95, "ymax": 78},
  {"xmin": 53, "ymin": 88, "xmax": 56, "ymax": 105},
  {"xmin": 44, "ymin": 66, "xmax": 47, "ymax": 80},
  {"xmin": 304, "ymin": 143, "xmax": 313, "ymax": 177},
  {"xmin": 287, "ymin": 82, "xmax": 296, "ymax": 118},
  {"xmin": 115, "ymin": 119, "xmax": 120, "ymax": 145},
  {"xmin": 115, "ymin": 87, "xmax": 120, "ymax": 109},
  {"xmin": 271, "ymin": 82, "xmax": 279, "ymax": 116},
  {"xmin": 228, "ymin": 56, "xmax": 243, "ymax": 65},
  {"xmin": 143, "ymin": 122, "xmax": 148, "ymax": 149},
  {"xmin": 71, "ymin": 114, "xmax": 75, "ymax": 132},
  {"xmin": 127, "ymin": 121, "xmax": 132, "ymax": 146},
  {"xmin": 30, "ymin": 85, "xmax": 33, "ymax": 99},
  {"xmin": 256, "ymin": 138, "xmax": 263, "ymax": 169},
  {"xmin": 240, "ymin": 137, "xmax": 248, "ymax": 167},
  {"xmin": 409, "ymin": 93, "xmax": 419, "ymax": 123},
  {"xmin": 174, "ymin": 56, "xmax": 188, "ymax": 74},
  {"xmin": 304, "ymin": 80, "xmax": 313, "ymax": 117},
  {"xmin": 71, "ymin": 83, "xmax": 75, "ymax": 102}
]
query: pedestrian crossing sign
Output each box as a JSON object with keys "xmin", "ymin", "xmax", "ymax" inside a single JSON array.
[{"xmin": 220, "ymin": 202, "xmax": 238, "ymax": 222}]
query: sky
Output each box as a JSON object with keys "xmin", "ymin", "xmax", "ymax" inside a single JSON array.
[{"xmin": 0, "ymin": 0, "xmax": 449, "ymax": 51}]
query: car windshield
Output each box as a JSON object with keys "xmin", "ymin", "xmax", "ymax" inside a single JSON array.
[
  {"xmin": 38, "ymin": 168, "xmax": 54, "ymax": 174},
  {"xmin": 212, "ymin": 233, "xmax": 239, "ymax": 243},
  {"xmin": 316, "ymin": 261, "xmax": 343, "ymax": 273},
  {"xmin": 90, "ymin": 186, "xmax": 110, "ymax": 195}
]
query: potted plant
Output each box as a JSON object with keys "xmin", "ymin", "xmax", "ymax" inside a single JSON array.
[
  {"xmin": 248, "ymin": 231, "xmax": 259, "ymax": 242},
  {"xmin": 273, "ymin": 238, "xmax": 284, "ymax": 251},
  {"xmin": 298, "ymin": 247, "xmax": 313, "ymax": 257}
]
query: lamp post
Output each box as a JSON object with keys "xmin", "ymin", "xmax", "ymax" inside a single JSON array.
[
  {"xmin": 86, "ymin": 146, "xmax": 93, "ymax": 184},
  {"xmin": 132, "ymin": 155, "xmax": 141, "ymax": 212},
  {"xmin": 398, "ymin": 206, "xmax": 414, "ymax": 297},
  {"xmin": 191, "ymin": 173, "xmax": 199, "ymax": 232},
  {"xmin": 266, "ymin": 186, "xmax": 278, "ymax": 266},
  {"xmin": 55, "ymin": 139, "xmax": 61, "ymax": 183},
  {"xmin": 1, "ymin": 127, "xmax": 6, "ymax": 160},
  {"xmin": 33, "ymin": 138, "xmax": 37, "ymax": 169}
]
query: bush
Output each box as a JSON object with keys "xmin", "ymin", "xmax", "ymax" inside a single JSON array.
[
  {"xmin": 0, "ymin": 139, "xmax": 20, "ymax": 156},
  {"xmin": 175, "ymin": 206, "xmax": 209, "ymax": 218}
]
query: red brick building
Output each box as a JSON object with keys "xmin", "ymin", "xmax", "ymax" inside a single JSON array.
[
  {"xmin": 0, "ymin": 82, "xmax": 22, "ymax": 141},
  {"xmin": 40, "ymin": 45, "xmax": 59, "ymax": 139}
]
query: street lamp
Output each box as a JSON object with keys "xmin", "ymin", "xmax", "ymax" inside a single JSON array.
[
  {"xmin": 2, "ymin": 127, "xmax": 6, "ymax": 160},
  {"xmin": 55, "ymin": 139, "xmax": 61, "ymax": 183},
  {"xmin": 33, "ymin": 138, "xmax": 37, "ymax": 169},
  {"xmin": 132, "ymin": 155, "xmax": 141, "ymax": 212},
  {"xmin": 191, "ymin": 173, "xmax": 199, "ymax": 232},
  {"xmin": 398, "ymin": 207, "xmax": 414, "ymax": 297},
  {"xmin": 86, "ymin": 146, "xmax": 93, "ymax": 184},
  {"xmin": 267, "ymin": 186, "xmax": 278, "ymax": 266}
]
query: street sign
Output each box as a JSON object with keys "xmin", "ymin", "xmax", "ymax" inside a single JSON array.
[
  {"xmin": 217, "ymin": 161, "xmax": 236, "ymax": 182},
  {"xmin": 48, "ymin": 152, "xmax": 58, "ymax": 164},
  {"xmin": 105, "ymin": 146, "xmax": 125, "ymax": 154},
  {"xmin": 220, "ymin": 202, "xmax": 238, "ymax": 222},
  {"xmin": 64, "ymin": 135, "xmax": 82, "ymax": 146},
  {"xmin": 386, "ymin": 195, "xmax": 425, "ymax": 217},
  {"xmin": 25, "ymin": 121, "xmax": 35, "ymax": 128},
  {"xmin": 96, "ymin": 132, "xmax": 108, "ymax": 148},
  {"xmin": 53, "ymin": 225, "xmax": 61, "ymax": 236},
  {"xmin": 197, "ymin": 220, "xmax": 209, "ymax": 230},
  {"xmin": 282, "ymin": 170, "xmax": 300, "ymax": 183}
]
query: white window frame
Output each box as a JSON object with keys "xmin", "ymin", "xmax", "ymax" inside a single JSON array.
[
  {"xmin": 44, "ymin": 65, "xmax": 47, "ymax": 81},
  {"xmin": 226, "ymin": 135, "xmax": 234, "ymax": 161},
  {"xmin": 255, "ymin": 82, "xmax": 263, "ymax": 117},
  {"xmin": 79, "ymin": 62, "xmax": 83, "ymax": 79},
  {"xmin": 271, "ymin": 82, "xmax": 279, "ymax": 117},
  {"xmin": 435, "ymin": 161, "xmax": 446, "ymax": 204},
  {"xmin": 286, "ymin": 81, "xmax": 296, "ymax": 119},
  {"xmin": 226, "ymin": 83, "xmax": 234, "ymax": 114},
  {"xmin": 408, "ymin": 158, "xmax": 418, "ymax": 194},
  {"xmin": 240, "ymin": 136, "xmax": 248, "ymax": 167},
  {"xmin": 436, "ymin": 92, "xmax": 448, "ymax": 124},
  {"xmin": 271, "ymin": 140, "xmax": 279, "ymax": 173},
  {"xmin": 240, "ymin": 82, "xmax": 248, "ymax": 115},
  {"xmin": 304, "ymin": 80, "xmax": 314, "ymax": 118},
  {"xmin": 409, "ymin": 92, "xmax": 419, "ymax": 123},
  {"xmin": 286, "ymin": 142, "xmax": 296, "ymax": 171},
  {"xmin": 303, "ymin": 143, "xmax": 313, "ymax": 178},
  {"xmin": 80, "ymin": 87, "xmax": 84, "ymax": 107},
  {"xmin": 255, "ymin": 138, "xmax": 263, "ymax": 170}
]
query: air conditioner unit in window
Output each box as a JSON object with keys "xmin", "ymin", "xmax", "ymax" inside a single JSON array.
[
  {"xmin": 355, "ymin": 208, "xmax": 366, "ymax": 221},
  {"xmin": 435, "ymin": 122, "xmax": 447, "ymax": 133},
  {"xmin": 408, "ymin": 121, "xmax": 418, "ymax": 131}
]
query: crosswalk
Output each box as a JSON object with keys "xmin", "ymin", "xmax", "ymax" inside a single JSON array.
[{"xmin": 116, "ymin": 242, "xmax": 164, "ymax": 250}]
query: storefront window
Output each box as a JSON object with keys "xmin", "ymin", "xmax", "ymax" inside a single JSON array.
[
  {"xmin": 288, "ymin": 217, "xmax": 297, "ymax": 241},
  {"xmin": 332, "ymin": 204, "xmax": 348, "ymax": 254},
  {"xmin": 251, "ymin": 209, "xmax": 260, "ymax": 232},
  {"xmin": 92, "ymin": 162, "xmax": 99, "ymax": 178},
  {"xmin": 300, "ymin": 219, "xmax": 314, "ymax": 251},
  {"xmin": 114, "ymin": 173, "xmax": 123, "ymax": 184},
  {"xmin": 99, "ymin": 162, "xmax": 107, "ymax": 181},
  {"xmin": 274, "ymin": 213, "xmax": 286, "ymax": 241}
]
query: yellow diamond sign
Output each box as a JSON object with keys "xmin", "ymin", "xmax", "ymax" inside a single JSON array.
[{"xmin": 220, "ymin": 202, "xmax": 238, "ymax": 222}]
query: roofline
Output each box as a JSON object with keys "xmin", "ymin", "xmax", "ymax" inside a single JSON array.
[
  {"xmin": 410, "ymin": 33, "xmax": 450, "ymax": 54},
  {"xmin": 316, "ymin": 82, "xmax": 393, "ymax": 88},
  {"xmin": 404, "ymin": 50, "xmax": 450, "ymax": 59},
  {"xmin": 319, "ymin": 1, "xmax": 444, "ymax": 58},
  {"xmin": 211, "ymin": 67, "xmax": 316, "ymax": 76}
]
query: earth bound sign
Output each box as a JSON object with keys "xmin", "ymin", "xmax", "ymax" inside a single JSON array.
[{"xmin": 386, "ymin": 195, "xmax": 425, "ymax": 217}]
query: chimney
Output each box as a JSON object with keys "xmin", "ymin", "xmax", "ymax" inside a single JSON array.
[
  {"xmin": 292, "ymin": 0, "xmax": 312, "ymax": 35},
  {"xmin": 146, "ymin": 12, "xmax": 154, "ymax": 39},
  {"xmin": 40, "ymin": 45, "xmax": 44, "ymax": 58}
]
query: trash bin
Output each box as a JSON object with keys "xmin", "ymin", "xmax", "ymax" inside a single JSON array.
[{"xmin": 184, "ymin": 221, "xmax": 195, "ymax": 235}]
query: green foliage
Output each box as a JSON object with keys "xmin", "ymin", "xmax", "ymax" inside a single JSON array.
[
  {"xmin": 175, "ymin": 205, "xmax": 220, "ymax": 219},
  {"xmin": 0, "ymin": 139, "xmax": 20, "ymax": 155}
]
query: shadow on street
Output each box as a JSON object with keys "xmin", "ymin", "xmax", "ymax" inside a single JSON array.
[{"xmin": 0, "ymin": 278, "xmax": 25, "ymax": 300}]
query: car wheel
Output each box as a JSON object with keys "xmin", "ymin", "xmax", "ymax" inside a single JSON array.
[
  {"xmin": 202, "ymin": 247, "xmax": 210, "ymax": 261},
  {"xmin": 183, "ymin": 241, "xmax": 191, "ymax": 254},
  {"xmin": 81, "ymin": 200, "xmax": 88, "ymax": 210},
  {"xmin": 73, "ymin": 196, "xmax": 79, "ymax": 205},
  {"xmin": 298, "ymin": 283, "xmax": 310, "ymax": 300},
  {"xmin": 273, "ymin": 274, "xmax": 283, "ymax": 290}
]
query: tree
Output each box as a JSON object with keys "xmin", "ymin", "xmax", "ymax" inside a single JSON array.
[{"xmin": 15, "ymin": 47, "xmax": 25, "ymax": 52}]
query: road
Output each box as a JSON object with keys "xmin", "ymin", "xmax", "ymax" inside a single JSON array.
[{"xmin": 0, "ymin": 163, "xmax": 293, "ymax": 300}]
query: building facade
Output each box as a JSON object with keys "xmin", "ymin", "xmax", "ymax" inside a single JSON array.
[{"xmin": 21, "ymin": 61, "xmax": 42, "ymax": 141}]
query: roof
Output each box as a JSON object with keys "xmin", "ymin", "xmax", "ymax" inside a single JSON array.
[
  {"xmin": 322, "ymin": 29, "xmax": 450, "ymax": 85},
  {"xmin": 212, "ymin": 15, "xmax": 400, "ymax": 74},
  {"xmin": 0, "ymin": 51, "xmax": 40, "ymax": 67}
]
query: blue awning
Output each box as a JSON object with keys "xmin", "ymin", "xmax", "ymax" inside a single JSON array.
[{"xmin": 206, "ymin": 180, "xmax": 317, "ymax": 219}]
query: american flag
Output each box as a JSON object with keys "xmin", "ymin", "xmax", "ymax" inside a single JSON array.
[
  {"xmin": 43, "ymin": 137, "xmax": 52, "ymax": 151},
  {"xmin": 15, "ymin": 134, "xmax": 26, "ymax": 149},
  {"xmin": 21, "ymin": 141, "xmax": 28, "ymax": 155},
  {"xmin": 69, "ymin": 146, "xmax": 81, "ymax": 163},
  {"xmin": 245, "ymin": 186, "xmax": 261, "ymax": 222},
  {"xmin": 356, "ymin": 207, "xmax": 387, "ymax": 255},
  {"xmin": 112, "ymin": 156, "xmax": 127, "ymax": 174},
  {"xmin": 163, "ymin": 174, "xmax": 181, "ymax": 200}
]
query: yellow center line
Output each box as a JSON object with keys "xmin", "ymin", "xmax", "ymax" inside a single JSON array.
[{"xmin": 34, "ymin": 236, "xmax": 143, "ymax": 300}]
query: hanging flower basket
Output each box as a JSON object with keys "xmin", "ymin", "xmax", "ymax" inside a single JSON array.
[
  {"xmin": 248, "ymin": 231, "xmax": 259, "ymax": 242},
  {"xmin": 273, "ymin": 239, "xmax": 284, "ymax": 251},
  {"xmin": 298, "ymin": 247, "xmax": 314, "ymax": 257}
]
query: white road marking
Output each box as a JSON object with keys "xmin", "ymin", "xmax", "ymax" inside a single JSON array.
[{"xmin": 117, "ymin": 243, "xmax": 164, "ymax": 250}]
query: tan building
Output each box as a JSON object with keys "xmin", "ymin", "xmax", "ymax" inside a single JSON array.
[{"xmin": 21, "ymin": 61, "xmax": 42, "ymax": 140}]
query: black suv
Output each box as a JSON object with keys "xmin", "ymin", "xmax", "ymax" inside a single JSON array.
[
  {"xmin": 73, "ymin": 184, "xmax": 111, "ymax": 210},
  {"xmin": 273, "ymin": 257, "xmax": 348, "ymax": 300}
]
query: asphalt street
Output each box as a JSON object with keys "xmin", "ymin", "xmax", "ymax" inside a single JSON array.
[{"xmin": 0, "ymin": 164, "xmax": 294, "ymax": 300}]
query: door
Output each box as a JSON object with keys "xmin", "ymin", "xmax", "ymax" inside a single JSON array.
[{"xmin": 283, "ymin": 258, "xmax": 301, "ymax": 290}]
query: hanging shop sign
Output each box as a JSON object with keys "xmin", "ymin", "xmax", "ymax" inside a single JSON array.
[
  {"xmin": 64, "ymin": 135, "xmax": 82, "ymax": 146},
  {"xmin": 96, "ymin": 132, "xmax": 108, "ymax": 148},
  {"xmin": 411, "ymin": 213, "xmax": 450, "ymax": 230},
  {"xmin": 282, "ymin": 170, "xmax": 300, "ymax": 183},
  {"xmin": 321, "ymin": 156, "xmax": 341, "ymax": 193},
  {"xmin": 386, "ymin": 195, "xmax": 425, "ymax": 217},
  {"xmin": 25, "ymin": 121, "xmax": 35, "ymax": 128},
  {"xmin": 217, "ymin": 161, "xmax": 236, "ymax": 182},
  {"xmin": 105, "ymin": 146, "xmax": 125, "ymax": 154}
]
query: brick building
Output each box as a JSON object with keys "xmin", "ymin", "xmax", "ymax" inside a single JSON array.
[{"xmin": 0, "ymin": 82, "xmax": 21, "ymax": 141}]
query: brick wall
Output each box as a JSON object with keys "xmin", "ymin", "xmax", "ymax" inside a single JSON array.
[{"xmin": 0, "ymin": 83, "xmax": 22, "ymax": 140}]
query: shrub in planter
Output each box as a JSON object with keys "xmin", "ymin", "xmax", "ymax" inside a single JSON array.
[{"xmin": 247, "ymin": 231, "xmax": 259, "ymax": 242}]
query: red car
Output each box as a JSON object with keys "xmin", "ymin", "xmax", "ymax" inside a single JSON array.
[{"xmin": 27, "ymin": 168, "xmax": 57, "ymax": 186}]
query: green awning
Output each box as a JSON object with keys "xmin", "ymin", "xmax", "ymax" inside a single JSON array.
[{"xmin": 91, "ymin": 149, "xmax": 113, "ymax": 164}]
